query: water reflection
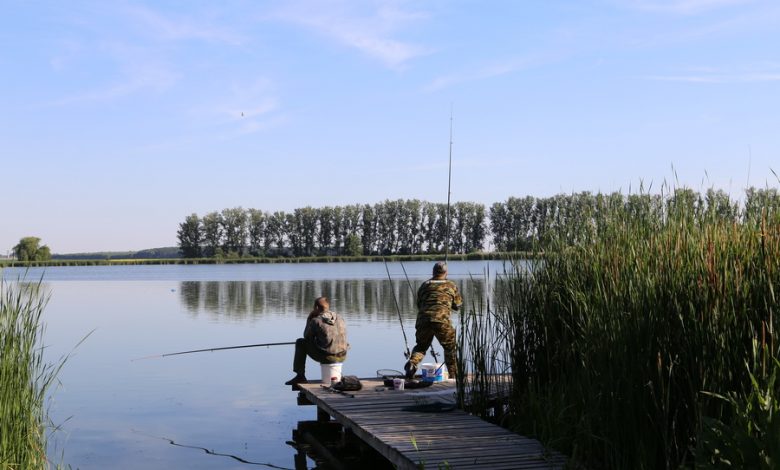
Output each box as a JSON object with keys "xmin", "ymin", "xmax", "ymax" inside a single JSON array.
[{"xmin": 179, "ymin": 279, "xmax": 488, "ymax": 320}]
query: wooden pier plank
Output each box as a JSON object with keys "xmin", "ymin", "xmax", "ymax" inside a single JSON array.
[{"xmin": 297, "ymin": 378, "xmax": 564, "ymax": 470}]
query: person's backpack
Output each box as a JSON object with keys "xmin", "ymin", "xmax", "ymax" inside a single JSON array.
[{"xmin": 332, "ymin": 375, "xmax": 362, "ymax": 391}]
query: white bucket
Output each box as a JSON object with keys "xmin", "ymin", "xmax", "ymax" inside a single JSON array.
[
  {"xmin": 392, "ymin": 378, "xmax": 405, "ymax": 390},
  {"xmin": 421, "ymin": 363, "xmax": 447, "ymax": 382},
  {"xmin": 320, "ymin": 363, "xmax": 343, "ymax": 385}
]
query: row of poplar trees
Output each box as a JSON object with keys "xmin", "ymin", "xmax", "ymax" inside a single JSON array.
[
  {"xmin": 177, "ymin": 188, "xmax": 780, "ymax": 258},
  {"xmin": 490, "ymin": 187, "xmax": 780, "ymax": 251},
  {"xmin": 177, "ymin": 200, "xmax": 487, "ymax": 258}
]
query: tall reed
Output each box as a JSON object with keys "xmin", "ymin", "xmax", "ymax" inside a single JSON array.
[
  {"xmin": 0, "ymin": 277, "xmax": 62, "ymax": 469},
  {"xmin": 456, "ymin": 266, "xmax": 515, "ymax": 421},
  {"xmin": 458, "ymin": 187, "xmax": 780, "ymax": 468}
]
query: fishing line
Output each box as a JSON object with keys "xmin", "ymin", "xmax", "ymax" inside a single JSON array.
[
  {"xmin": 131, "ymin": 341, "xmax": 296, "ymax": 361},
  {"xmin": 384, "ymin": 258, "xmax": 411, "ymax": 359},
  {"xmin": 131, "ymin": 429, "xmax": 292, "ymax": 469}
]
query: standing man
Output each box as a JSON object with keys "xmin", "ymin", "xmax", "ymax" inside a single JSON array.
[
  {"xmin": 404, "ymin": 262, "xmax": 463, "ymax": 380},
  {"xmin": 285, "ymin": 296, "xmax": 348, "ymax": 385}
]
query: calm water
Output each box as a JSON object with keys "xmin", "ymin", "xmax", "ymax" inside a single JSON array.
[{"xmin": 3, "ymin": 261, "xmax": 507, "ymax": 470}]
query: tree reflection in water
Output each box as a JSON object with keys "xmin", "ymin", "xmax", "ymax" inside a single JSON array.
[{"xmin": 178, "ymin": 278, "xmax": 487, "ymax": 321}]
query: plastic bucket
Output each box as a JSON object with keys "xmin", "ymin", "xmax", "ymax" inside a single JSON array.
[
  {"xmin": 420, "ymin": 363, "xmax": 447, "ymax": 382},
  {"xmin": 392, "ymin": 378, "xmax": 405, "ymax": 390},
  {"xmin": 320, "ymin": 363, "xmax": 343, "ymax": 385}
]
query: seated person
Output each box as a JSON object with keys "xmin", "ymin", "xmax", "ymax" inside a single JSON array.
[{"xmin": 285, "ymin": 296, "xmax": 348, "ymax": 385}]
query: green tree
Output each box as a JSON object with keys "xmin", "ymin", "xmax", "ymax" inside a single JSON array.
[
  {"xmin": 344, "ymin": 233, "xmax": 362, "ymax": 257},
  {"xmin": 330, "ymin": 206, "xmax": 344, "ymax": 254},
  {"xmin": 489, "ymin": 201, "xmax": 508, "ymax": 251},
  {"xmin": 460, "ymin": 201, "xmax": 486, "ymax": 253},
  {"xmin": 317, "ymin": 206, "xmax": 335, "ymax": 254},
  {"xmin": 376, "ymin": 199, "xmax": 402, "ymax": 254},
  {"xmin": 177, "ymin": 214, "xmax": 202, "ymax": 258},
  {"xmin": 221, "ymin": 207, "xmax": 248, "ymax": 256},
  {"xmin": 704, "ymin": 188, "xmax": 739, "ymax": 223},
  {"xmin": 294, "ymin": 207, "xmax": 318, "ymax": 256},
  {"xmin": 744, "ymin": 187, "xmax": 780, "ymax": 224},
  {"xmin": 201, "ymin": 211, "xmax": 224, "ymax": 257},
  {"xmin": 264, "ymin": 211, "xmax": 287, "ymax": 254},
  {"xmin": 340, "ymin": 205, "xmax": 362, "ymax": 255},
  {"xmin": 247, "ymin": 209, "xmax": 266, "ymax": 256},
  {"xmin": 422, "ymin": 202, "xmax": 442, "ymax": 253},
  {"xmin": 285, "ymin": 212, "xmax": 303, "ymax": 256},
  {"xmin": 452, "ymin": 202, "xmax": 468, "ymax": 254},
  {"xmin": 361, "ymin": 204, "xmax": 378, "ymax": 255},
  {"xmin": 435, "ymin": 203, "xmax": 450, "ymax": 254},
  {"xmin": 405, "ymin": 199, "xmax": 424, "ymax": 254},
  {"xmin": 667, "ymin": 188, "xmax": 701, "ymax": 223},
  {"xmin": 12, "ymin": 237, "xmax": 51, "ymax": 262}
]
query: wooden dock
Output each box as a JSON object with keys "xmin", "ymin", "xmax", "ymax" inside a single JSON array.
[{"xmin": 296, "ymin": 378, "xmax": 565, "ymax": 469}]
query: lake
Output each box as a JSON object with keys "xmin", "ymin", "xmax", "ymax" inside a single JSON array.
[{"xmin": 3, "ymin": 260, "xmax": 508, "ymax": 470}]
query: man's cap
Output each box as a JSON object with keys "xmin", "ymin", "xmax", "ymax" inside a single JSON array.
[{"xmin": 433, "ymin": 262, "xmax": 448, "ymax": 276}]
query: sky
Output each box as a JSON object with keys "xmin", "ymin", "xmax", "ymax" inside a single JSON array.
[{"xmin": 1, "ymin": 0, "xmax": 779, "ymax": 254}]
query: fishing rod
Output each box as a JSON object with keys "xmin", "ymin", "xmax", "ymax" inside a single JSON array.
[
  {"xmin": 132, "ymin": 341, "xmax": 296, "ymax": 361},
  {"xmin": 445, "ymin": 107, "xmax": 453, "ymax": 262},
  {"xmin": 384, "ymin": 258, "xmax": 411, "ymax": 359}
]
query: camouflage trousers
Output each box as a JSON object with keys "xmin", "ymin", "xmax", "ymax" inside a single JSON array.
[
  {"xmin": 292, "ymin": 337, "xmax": 346, "ymax": 375},
  {"xmin": 408, "ymin": 318, "xmax": 458, "ymax": 379}
]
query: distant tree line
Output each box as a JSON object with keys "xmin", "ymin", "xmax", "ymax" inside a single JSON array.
[
  {"xmin": 491, "ymin": 187, "xmax": 780, "ymax": 251},
  {"xmin": 50, "ymin": 247, "xmax": 181, "ymax": 260},
  {"xmin": 177, "ymin": 200, "xmax": 486, "ymax": 258},
  {"xmin": 177, "ymin": 188, "xmax": 780, "ymax": 258}
]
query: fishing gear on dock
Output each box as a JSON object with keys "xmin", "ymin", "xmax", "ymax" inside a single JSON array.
[{"xmin": 132, "ymin": 341, "xmax": 296, "ymax": 361}]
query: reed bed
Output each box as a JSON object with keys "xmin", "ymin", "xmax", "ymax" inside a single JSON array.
[
  {"xmin": 0, "ymin": 277, "xmax": 62, "ymax": 470},
  {"xmin": 457, "ymin": 188, "xmax": 780, "ymax": 468}
]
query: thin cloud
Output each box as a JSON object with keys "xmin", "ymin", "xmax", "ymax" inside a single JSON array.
[
  {"xmin": 49, "ymin": 61, "xmax": 178, "ymax": 106},
  {"xmin": 231, "ymin": 113, "xmax": 288, "ymax": 137},
  {"xmin": 123, "ymin": 4, "xmax": 245, "ymax": 45},
  {"xmin": 273, "ymin": 0, "xmax": 431, "ymax": 69},
  {"xmin": 642, "ymin": 64, "xmax": 780, "ymax": 83},
  {"xmin": 205, "ymin": 79, "xmax": 284, "ymax": 138},
  {"xmin": 644, "ymin": 73, "xmax": 780, "ymax": 83},
  {"xmin": 425, "ymin": 57, "xmax": 540, "ymax": 92},
  {"xmin": 619, "ymin": 0, "xmax": 753, "ymax": 14},
  {"xmin": 212, "ymin": 79, "xmax": 279, "ymax": 119}
]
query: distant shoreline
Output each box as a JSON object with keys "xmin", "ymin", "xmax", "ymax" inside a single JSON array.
[{"xmin": 0, "ymin": 252, "xmax": 532, "ymax": 267}]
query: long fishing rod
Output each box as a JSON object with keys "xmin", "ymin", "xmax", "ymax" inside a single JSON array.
[
  {"xmin": 399, "ymin": 261, "xmax": 439, "ymax": 364},
  {"xmin": 384, "ymin": 258, "xmax": 411, "ymax": 359},
  {"xmin": 445, "ymin": 107, "xmax": 453, "ymax": 262},
  {"xmin": 132, "ymin": 341, "xmax": 296, "ymax": 361}
]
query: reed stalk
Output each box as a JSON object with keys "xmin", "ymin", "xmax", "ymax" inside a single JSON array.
[{"xmin": 0, "ymin": 276, "xmax": 64, "ymax": 469}]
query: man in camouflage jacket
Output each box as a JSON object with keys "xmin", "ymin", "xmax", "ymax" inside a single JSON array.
[{"xmin": 405, "ymin": 262, "xmax": 463, "ymax": 379}]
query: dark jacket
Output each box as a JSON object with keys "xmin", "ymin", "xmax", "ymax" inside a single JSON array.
[{"xmin": 304, "ymin": 310, "xmax": 349, "ymax": 356}]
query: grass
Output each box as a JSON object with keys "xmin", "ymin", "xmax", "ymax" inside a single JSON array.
[
  {"xmin": 0, "ymin": 276, "xmax": 67, "ymax": 469},
  {"xmin": 456, "ymin": 187, "xmax": 780, "ymax": 469}
]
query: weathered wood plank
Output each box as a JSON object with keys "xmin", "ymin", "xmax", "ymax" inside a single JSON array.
[{"xmin": 296, "ymin": 378, "xmax": 565, "ymax": 470}]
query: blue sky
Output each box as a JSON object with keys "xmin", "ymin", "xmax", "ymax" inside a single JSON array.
[{"xmin": 2, "ymin": 0, "xmax": 778, "ymax": 253}]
